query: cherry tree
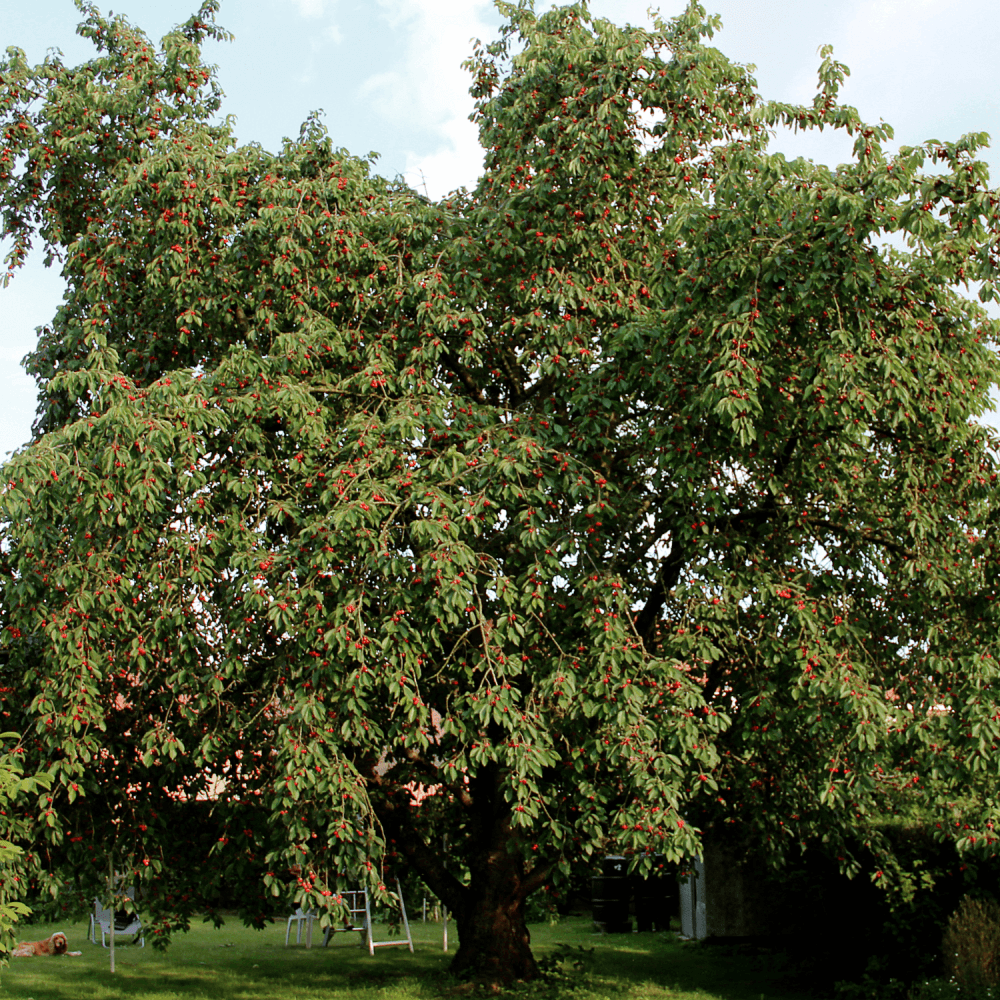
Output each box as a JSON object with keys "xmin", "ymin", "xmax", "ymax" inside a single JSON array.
[{"xmin": 1, "ymin": 0, "xmax": 999, "ymax": 983}]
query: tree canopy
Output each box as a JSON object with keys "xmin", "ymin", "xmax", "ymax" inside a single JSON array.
[{"xmin": 2, "ymin": 0, "xmax": 1000, "ymax": 983}]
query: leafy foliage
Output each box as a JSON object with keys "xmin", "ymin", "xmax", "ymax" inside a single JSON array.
[
  {"xmin": 1, "ymin": 0, "xmax": 999, "ymax": 983},
  {"xmin": 0, "ymin": 732, "xmax": 53, "ymax": 971}
]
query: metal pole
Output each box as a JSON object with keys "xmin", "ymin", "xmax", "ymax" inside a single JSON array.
[
  {"xmin": 442, "ymin": 831, "xmax": 448, "ymax": 951},
  {"xmin": 109, "ymin": 855, "xmax": 115, "ymax": 974}
]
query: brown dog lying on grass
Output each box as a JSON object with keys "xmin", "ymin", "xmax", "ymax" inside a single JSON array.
[{"xmin": 11, "ymin": 932, "xmax": 81, "ymax": 957}]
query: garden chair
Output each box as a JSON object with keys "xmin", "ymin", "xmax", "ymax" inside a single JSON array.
[
  {"xmin": 89, "ymin": 888, "xmax": 144, "ymax": 947},
  {"xmin": 284, "ymin": 907, "xmax": 318, "ymax": 946}
]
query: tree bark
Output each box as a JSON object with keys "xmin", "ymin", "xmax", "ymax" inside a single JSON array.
[
  {"xmin": 449, "ymin": 845, "xmax": 539, "ymax": 985},
  {"xmin": 372, "ymin": 769, "xmax": 543, "ymax": 984}
]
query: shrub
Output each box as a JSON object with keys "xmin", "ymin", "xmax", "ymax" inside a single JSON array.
[
  {"xmin": 943, "ymin": 896, "xmax": 1000, "ymax": 992},
  {"xmin": 909, "ymin": 978, "xmax": 964, "ymax": 1000}
]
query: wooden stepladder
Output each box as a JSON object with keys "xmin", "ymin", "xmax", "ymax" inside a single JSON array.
[{"xmin": 321, "ymin": 878, "xmax": 413, "ymax": 956}]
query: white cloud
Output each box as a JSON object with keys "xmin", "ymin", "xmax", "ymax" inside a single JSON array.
[
  {"xmin": 290, "ymin": 0, "xmax": 329, "ymax": 18},
  {"xmin": 404, "ymin": 115, "xmax": 486, "ymax": 200},
  {"xmin": 355, "ymin": 0, "xmax": 498, "ymax": 198},
  {"xmin": 359, "ymin": 70, "xmax": 403, "ymax": 100},
  {"xmin": 372, "ymin": 0, "xmax": 410, "ymax": 30},
  {"xmin": 0, "ymin": 257, "xmax": 64, "ymax": 455},
  {"xmin": 833, "ymin": 0, "xmax": 996, "ymax": 140}
]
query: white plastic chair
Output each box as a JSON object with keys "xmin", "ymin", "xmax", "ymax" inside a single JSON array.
[{"xmin": 285, "ymin": 907, "xmax": 317, "ymax": 946}]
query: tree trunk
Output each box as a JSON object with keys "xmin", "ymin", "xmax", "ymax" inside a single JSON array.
[
  {"xmin": 450, "ymin": 847, "xmax": 538, "ymax": 985},
  {"xmin": 370, "ymin": 764, "xmax": 544, "ymax": 985}
]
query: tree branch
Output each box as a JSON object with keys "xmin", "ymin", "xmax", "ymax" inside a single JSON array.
[
  {"xmin": 634, "ymin": 535, "xmax": 685, "ymax": 649},
  {"xmin": 804, "ymin": 517, "xmax": 913, "ymax": 557},
  {"xmin": 441, "ymin": 351, "xmax": 486, "ymax": 404},
  {"xmin": 519, "ymin": 862, "xmax": 554, "ymax": 900},
  {"xmin": 371, "ymin": 790, "xmax": 466, "ymax": 913}
]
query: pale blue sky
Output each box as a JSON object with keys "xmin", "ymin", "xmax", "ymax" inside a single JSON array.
[{"xmin": 2, "ymin": 0, "xmax": 998, "ymax": 456}]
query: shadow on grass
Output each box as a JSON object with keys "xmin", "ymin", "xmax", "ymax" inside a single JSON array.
[
  {"xmin": 528, "ymin": 920, "xmax": 822, "ymax": 1000},
  {"xmin": 3, "ymin": 916, "xmax": 824, "ymax": 1000},
  {"xmin": 3, "ymin": 917, "xmax": 455, "ymax": 1000}
]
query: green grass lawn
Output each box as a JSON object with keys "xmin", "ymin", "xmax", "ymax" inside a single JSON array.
[{"xmin": 0, "ymin": 914, "xmax": 821, "ymax": 1000}]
